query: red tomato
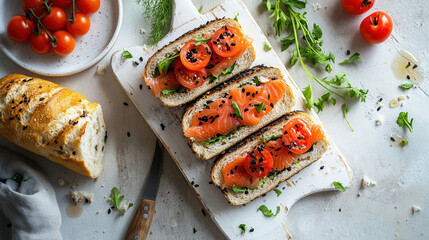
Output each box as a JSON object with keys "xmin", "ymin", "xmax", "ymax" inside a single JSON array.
[
  {"xmin": 76, "ymin": 0, "xmax": 100, "ymax": 14},
  {"xmin": 53, "ymin": 30, "xmax": 75, "ymax": 56},
  {"xmin": 341, "ymin": 0, "xmax": 375, "ymax": 15},
  {"xmin": 180, "ymin": 40, "xmax": 212, "ymax": 71},
  {"xmin": 7, "ymin": 15, "xmax": 35, "ymax": 43},
  {"xmin": 66, "ymin": 13, "xmax": 91, "ymax": 36},
  {"xmin": 30, "ymin": 30, "xmax": 52, "ymax": 54},
  {"xmin": 23, "ymin": 0, "xmax": 44, "ymax": 16},
  {"xmin": 174, "ymin": 60, "xmax": 207, "ymax": 89},
  {"xmin": 360, "ymin": 11, "xmax": 393, "ymax": 44},
  {"xmin": 41, "ymin": 6, "xmax": 67, "ymax": 31},
  {"xmin": 210, "ymin": 25, "xmax": 242, "ymax": 58},
  {"xmin": 243, "ymin": 147, "xmax": 273, "ymax": 178},
  {"xmin": 52, "ymin": 0, "xmax": 72, "ymax": 7},
  {"xmin": 282, "ymin": 118, "xmax": 313, "ymax": 154}
]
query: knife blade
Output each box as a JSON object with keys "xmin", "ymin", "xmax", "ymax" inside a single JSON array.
[{"xmin": 125, "ymin": 140, "xmax": 163, "ymax": 240}]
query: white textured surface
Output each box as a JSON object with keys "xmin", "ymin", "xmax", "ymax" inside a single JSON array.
[{"xmin": 0, "ymin": 0, "xmax": 428, "ymax": 239}]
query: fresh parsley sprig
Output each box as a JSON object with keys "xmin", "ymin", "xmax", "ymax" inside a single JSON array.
[
  {"xmin": 257, "ymin": 205, "xmax": 280, "ymax": 217},
  {"xmin": 109, "ymin": 187, "xmax": 134, "ymax": 212},
  {"xmin": 238, "ymin": 224, "xmax": 247, "ymax": 234},
  {"xmin": 339, "ymin": 52, "xmax": 362, "ymax": 65},
  {"xmin": 397, "ymin": 112, "xmax": 414, "ymax": 132}
]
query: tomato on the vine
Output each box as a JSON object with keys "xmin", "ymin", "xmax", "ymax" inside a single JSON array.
[
  {"xmin": 41, "ymin": 6, "xmax": 67, "ymax": 31},
  {"xmin": 210, "ymin": 25, "xmax": 242, "ymax": 58},
  {"xmin": 30, "ymin": 30, "xmax": 52, "ymax": 54},
  {"xmin": 174, "ymin": 60, "xmax": 207, "ymax": 89},
  {"xmin": 341, "ymin": 0, "xmax": 375, "ymax": 15},
  {"xmin": 360, "ymin": 11, "xmax": 393, "ymax": 44},
  {"xmin": 66, "ymin": 13, "xmax": 91, "ymax": 36},
  {"xmin": 7, "ymin": 15, "xmax": 35, "ymax": 43},
  {"xmin": 243, "ymin": 147, "xmax": 273, "ymax": 178},
  {"xmin": 52, "ymin": 0, "xmax": 72, "ymax": 8},
  {"xmin": 180, "ymin": 40, "xmax": 212, "ymax": 71},
  {"xmin": 53, "ymin": 30, "xmax": 75, "ymax": 56},
  {"xmin": 76, "ymin": 0, "xmax": 100, "ymax": 15},
  {"xmin": 23, "ymin": 0, "xmax": 44, "ymax": 16}
]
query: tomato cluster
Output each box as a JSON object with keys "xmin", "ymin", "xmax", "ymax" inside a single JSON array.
[
  {"xmin": 341, "ymin": 0, "xmax": 393, "ymax": 44},
  {"xmin": 7, "ymin": 0, "xmax": 100, "ymax": 56}
]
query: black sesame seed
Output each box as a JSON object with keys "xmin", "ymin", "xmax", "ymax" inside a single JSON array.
[
  {"xmin": 95, "ymin": 145, "xmax": 98, "ymax": 151},
  {"xmin": 191, "ymin": 181, "xmax": 194, "ymax": 185},
  {"xmin": 320, "ymin": 165, "xmax": 324, "ymax": 170},
  {"xmin": 108, "ymin": 209, "xmax": 111, "ymax": 214},
  {"xmin": 270, "ymin": 103, "xmax": 274, "ymax": 108},
  {"xmin": 390, "ymin": 137, "xmax": 395, "ymax": 141},
  {"xmin": 22, "ymin": 126, "xmax": 27, "ymax": 130},
  {"xmin": 413, "ymin": 64, "xmax": 418, "ymax": 69},
  {"xmin": 72, "ymin": 151, "xmax": 76, "ymax": 155},
  {"xmin": 202, "ymin": 209, "xmax": 206, "ymax": 217},
  {"xmin": 406, "ymin": 62, "xmax": 411, "ymax": 68},
  {"xmin": 133, "ymin": 61, "xmax": 139, "ymax": 66},
  {"xmin": 161, "ymin": 123, "xmax": 165, "ymax": 131},
  {"xmin": 139, "ymin": 84, "xmax": 143, "ymax": 90},
  {"xmin": 195, "ymin": 184, "xmax": 199, "ymax": 188},
  {"xmin": 346, "ymin": 50, "xmax": 350, "ymax": 55},
  {"xmin": 209, "ymin": 181, "xmax": 213, "ymax": 184},
  {"xmin": 123, "ymin": 102, "xmax": 129, "ymax": 106},
  {"xmin": 377, "ymin": 106, "xmax": 381, "ymax": 111},
  {"xmin": 39, "ymin": 98, "xmax": 45, "ymax": 101},
  {"xmin": 139, "ymin": 57, "xmax": 143, "ymax": 62},
  {"xmin": 193, "ymin": 228, "xmax": 197, "ymax": 234},
  {"xmin": 127, "ymin": 132, "xmax": 131, "ymax": 137},
  {"xmin": 244, "ymin": 190, "xmax": 249, "ymax": 194}
]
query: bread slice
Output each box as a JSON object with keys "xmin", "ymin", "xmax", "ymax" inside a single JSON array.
[
  {"xmin": 182, "ymin": 66, "xmax": 295, "ymax": 160},
  {"xmin": 0, "ymin": 74, "xmax": 106, "ymax": 178},
  {"xmin": 211, "ymin": 111, "xmax": 329, "ymax": 205},
  {"xmin": 143, "ymin": 18, "xmax": 256, "ymax": 107}
]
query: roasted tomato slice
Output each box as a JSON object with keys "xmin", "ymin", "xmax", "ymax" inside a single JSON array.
[
  {"xmin": 243, "ymin": 147, "xmax": 273, "ymax": 178},
  {"xmin": 210, "ymin": 25, "xmax": 242, "ymax": 58},
  {"xmin": 180, "ymin": 40, "xmax": 212, "ymax": 71},
  {"xmin": 282, "ymin": 118, "xmax": 313, "ymax": 154},
  {"xmin": 174, "ymin": 60, "xmax": 207, "ymax": 89}
]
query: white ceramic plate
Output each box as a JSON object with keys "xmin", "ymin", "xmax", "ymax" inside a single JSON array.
[{"xmin": 0, "ymin": 0, "xmax": 122, "ymax": 77}]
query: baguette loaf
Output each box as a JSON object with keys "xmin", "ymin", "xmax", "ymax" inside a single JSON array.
[
  {"xmin": 144, "ymin": 18, "xmax": 256, "ymax": 107},
  {"xmin": 0, "ymin": 74, "xmax": 106, "ymax": 178},
  {"xmin": 182, "ymin": 66, "xmax": 295, "ymax": 160},
  {"xmin": 211, "ymin": 111, "xmax": 329, "ymax": 205}
]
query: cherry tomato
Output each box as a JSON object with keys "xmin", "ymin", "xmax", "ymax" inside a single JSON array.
[
  {"xmin": 210, "ymin": 25, "xmax": 242, "ymax": 58},
  {"xmin": 66, "ymin": 13, "xmax": 91, "ymax": 36},
  {"xmin": 341, "ymin": 0, "xmax": 375, "ymax": 15},
  {"xmin": 282, "ymin": 118, "xmax": 313, "ymax": 154},
  {"xmin": 180, "ymin": 40, "xmax": 212, "ymax": 71},
  {"xmin": 41, "ymin": 6, "xmax": 67, "ymax": 31},
  {"xmin": 23, "ymin": 0, "xmax": 44, "ymax": 16},
  {"xmin": 174, "ymin": 60, "xmax": 207, "ymax": 89},
  {"xmin": 76, "ymin": 0, "xmax": 100, "ymax": 15},
  {"xmin": 7, "ymin": 15, "xmax": 35, "ymax": 43},
  {"xmin": 52, "ymin": 0, "xmax": 72, "ymax": 7},
  {"xmin": 30, "ymin": 29, "xmax": 52, "ymax": 54},
  {"xmin": 53, "ymin": 30, "xmax": 75, "ymax": 56},
  {"xmin": 360, "ymin": 11, "xmax": 393, "ymax": 44},
  {"xmin": 243, "ymin": 147, "xmax": 273, "ymax": 178}
]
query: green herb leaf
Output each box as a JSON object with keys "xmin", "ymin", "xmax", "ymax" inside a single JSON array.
[
  {"xmin": 109, "ymin": 187, "xmax": 123, "ymax": 210},
  {"xmin": 401, "ymin": 140, "xmax": 408, "ymax": 146},
  {"xmin": 221, "ymin": 62, "xmax": 237, "ymax": 75},
  {"xmin": 293, "ymin": 160, "xmax": 301, "ymax": 165},
  {"xmin": 264, "ymin": 41, "xmax": 272, "ymax": 51},
  {"xmin": 128, "ymin": 203, "xmax": 134, "ymax": 209},
  {"xmin": 257, "ymin": 205, "xmax": 281, "ymax": 217},
  {"xmin": 122, "ymin": 50, "xmax": 133, "ymax": 59},
  {"xmin": 23, "ymin": 177, "xmax": 32, "ymax": 182},
  {"xmin": 252, "ymin": 76, "xmax": 261, "ymax": 86},
  {"xmin": 231, "ymin": 186, "xmax": 248, "ymax": 192},
  {"xmin": 194, "ymin": 37, "xmax": 211, "ymax": 46},
  {"xmin": 281, "ymin": 34, "xmax": 295, "ymax": 51},
  {"xmin": 314, "ymin": 92, "xmax": 336, "ymax": 113},
  {"xmin": 284, "ymin": 0, "xmax": 307, "ymax": 9},
  {"xmin": 11, "ymin": 173, "xmax": 24, "ymax": 184},
  {"xmin": 342, "ymin": 104, "xmax": 354, "ymax": 131},
  {"xmin": 397, "ymin": 112, "xmax": 414, "ymax": 133},
  {"xmin": 265, "ymin": 0, "xmax": 272, "ymax": 11},
  {"xmin": 232, "ymin": 101, "xmax": 243, "ymax": 120},
  {"xmin": 198, "ymin": 5, "xmax": 203, "ymax": 13},
  {"xmin": 274, "ymin": 189, "xmax": 282, "ymax": 197},
  {"xmin": 399, "ymin": 83, "xmax": 414, "ymax": 89},
  {"xmin": 208, "ymin": 74, "xmax": 219, "ymax": 83},
  {"xmin": 262, "ymin": 134, "xmax": 282, "ymax": 143},
  {"xmin": 239, "ymin": 224, "xmax": 247, "ymax": 234},
  {"xmin": 333, "ymin": 181, "xmax": 346, "ymax": 192},
  {"xmin": 302, "ymin": 85, "xmax": 314, "ymax": 109},
  {"xmin": 339, "ymin": 52, "xmax": 362, "ymax": 65},
  {"xmin": 138, "ymin": 0, "xmax": 173, "ymax": 45},
  {"xmin": 312, "ymin": 23, "xmax": 322, "ymax": 40},
  {"xmin": 158, "ymin": 53, "xmax": 179, "ymax": 75},
  {"xmin": 204, "ymin": 126, "xmax": 243, "ymax": 145},
  {"xmin": 161, "ymin": 88, "xmax": 185, "ymax": 95},
  {"xmin": 234, "ymin": 13, "xmax": 239, "ymax": 21},
  {"xmin": 254, "ymin": 102, "xmax": 265, "ymax": 114}
]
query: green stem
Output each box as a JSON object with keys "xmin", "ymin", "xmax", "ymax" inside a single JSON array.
[
  {"xmin": 67, "ymin": 0, "xmax": 76, "ymax": 22},
  {"xmin": 28, "ymin": 8, "xmax": 57, "ymax": 47}
]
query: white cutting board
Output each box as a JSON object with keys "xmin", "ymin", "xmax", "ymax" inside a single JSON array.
[{"xmin": 111, "ymin": 0, "xmax": 352, "ymax": 239}]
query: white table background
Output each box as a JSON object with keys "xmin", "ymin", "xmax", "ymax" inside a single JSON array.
[{"xmin": 0, "ymin": 0, "xmax": 428, "ymax": 239}]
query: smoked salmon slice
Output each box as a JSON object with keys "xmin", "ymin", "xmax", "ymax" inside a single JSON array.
[
  {"xmin": 265, "ymin": 138, "xmax": 297, "ymax": 171},
  {"xmin": 222, "ymin": 156, "xmax": 260, "ymax": 189},
  {"xmin": 143, "ymin": 71, "xmax": 181, "ymax": 97}
]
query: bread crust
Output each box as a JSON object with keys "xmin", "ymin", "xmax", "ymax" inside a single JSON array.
[{"xmin": 0, "ymin": 74, "xmax": 105, "ymax": 178}]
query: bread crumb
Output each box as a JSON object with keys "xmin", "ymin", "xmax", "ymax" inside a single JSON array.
[
  {"xmin": 57, "ymin": 178, "xmax": 65, "ymax": 187},
  {"xmin": 361, "ymin": 176, "xmax": 376, "ymax": 189},
  {"xmin": 406, "ymin": 94, "xmax": 410, "ymax": 99},
  {"xmin": 70, "ymin": 183, "xmax": 78, "ymax": 189},
  {"xmin": 103, "ymin": 229, "xmax": 106, "ymax": 233},
  {"xmin": 96, "ymin": 210, "xmax": 101, "ymax": 215},
  {"xmin": 375, "ymin": 115, "xmax": 384, "ymax": 126},
  {"xmin": 412, "ymin": 205, "xmax": 421, "ymax": 214},
  {"xmin": 96, "ymin": 64, "xmax": 106, "ymax": 75},
  {"xmin": 401, "ymin": 102, "xmax": 405, "ymax": 107},
  {"xmin": 312, "ymin": 2, "xmax": 321, "ymax": 11},
  {"xmin": 101, "ymin": 184, "xmax": 105, "ymax": 188},
  {"xmin": 389, "ymin": 99, "xmax": 399, "ymax": 108},
  {"xmin": 70, "ymin": 191, "xmax": 94, "ymax": 204},
  {"xmin": 357, "ymin": 192, "xmax": 361, "ymax": 197},
  {"xmin": 140, "ymin": 28, "xmax": 146, "ymax": 34},
  {"xmin": 398, "ymin": 96, "xmax": 405, "ymax": 101}
]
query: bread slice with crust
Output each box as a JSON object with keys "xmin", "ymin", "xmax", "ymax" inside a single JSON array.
[
  {"xmin": 143, "ymin": 18, "xmax": 256, "ymax": 107},
  {"xmin": 182, "ymin": 66, "xmax": 295, "ymax": 160},
  {"xmin": 211, "ymin": 111, "xmax": 329, "ymax": 205}
]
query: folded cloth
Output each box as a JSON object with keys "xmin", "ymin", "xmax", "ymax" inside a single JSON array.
[{"xmin": 0, "ymin": 147, "xmax": 62, "ymax": 240}]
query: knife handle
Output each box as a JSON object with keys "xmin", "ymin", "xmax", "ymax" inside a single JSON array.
[{"xmin": 125, "ymin": 199, "xmax": 155, "ymax": 240}]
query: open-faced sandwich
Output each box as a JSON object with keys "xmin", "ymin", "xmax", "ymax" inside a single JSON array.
[
  {"xmin": 142, "ymin": 18, "xmax": 256, "ymax": 107},
  {"xmin": 182, "ymin": 66, "xmax": 295, "ymax": 160},
  {"xmin": 211, "ymin": 111, "xmax": 329, "ymax": 205}
]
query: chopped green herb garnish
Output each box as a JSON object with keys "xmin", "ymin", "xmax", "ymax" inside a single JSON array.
[
  {"xmin": 342, "ymin": 104, "xmax": 354, "ymax": 131},
  {"xmin": 252, "ymin": 76, "xmax": 261, "ymax": 86},
  {"xmin": 264, "ymin": 41, "xmax": 272, "ymax": 51},
  {"xmin": 339, "ymin": 52, "xmax": 362, "ymax": 65},
  {"xmin": 234, "ymin": 13, "xmax": 239, "ymax": 21},
  {"xmin": 109, "ymin": 187, "xmax": 124, "ymax": 210},
  {"xmin": 262, "ymin": 134, "xmax": 282, "ymax": 143},
  {"xmin": 399, "ymin": 83, "xmax": 414, "ymax": 89},
  {"xmin": 158, "ymin": 53, "xmax": 179, "ymax": 75},
  {"xmin": 198, "ymin": 5, "xmax": 203, "ymax": 13},
  {"xmin": 153, "ymin": 67, "xmax": 161, "ymax": 78},
  {"xmin": 208, "ymin": 74, "xmax": 219, "ymax": 83},
  {"xmin": 122, "ymin": 50, "xmax": 133, "ymax": 59},
  {"xmin": 195, "ymin": 37, "xmax": 211, "ymax": 46},
  {"xmin": 333, "ymin": 181, "xmax": 346, "ymax": 192},
  {"xmin": 314, "ymin": 92, "xmax": 336, "ymax": 113},
  {"xmin": 239, "ymin": 224, "xmax": 247, "ymax": 234},
  {"xmin": 221, "ymin": 62, "xmax": 237, "ymax": 75},
  {"xmin": 204, "ymin": 126, "xmax": 243, "ymax": 145},
  {"xmin": 161, "ymin": 88, "xmax": 185, "ymax": 95},
  {"xmin": 257, "ymin": 205, "xmax": 280, "ymax": 217},
  {"xmin": 11, "ymin": 173, "xmax": 24, "ymax": 184},
  {"xmin": 401, "ymin": 140, "xmax": 408, "ymax": 146},
  {"xmin": 231, "ymin": 186, "xmax": 248, "ymax": 192},
  {"xmin": 137, "ymin": 0, "xmax": 173, "ymax": 45},
  {"xmin": 397, "ymin": 112, "xmax": 413, "ymax": 133},
  {"xmin": 293, "ymin": 160, "xmax": 300, "ymax": 165},
  {"xmin": 254, "ymin": 102, "xmax": 265, "ymax": 114},
  {"xmin": 232, "ymin": 101, "xmax": 243, "ymax": 120},
  {"xmin": 274, "ymin": 189, "xmax": 282, "ymax": 197}
]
